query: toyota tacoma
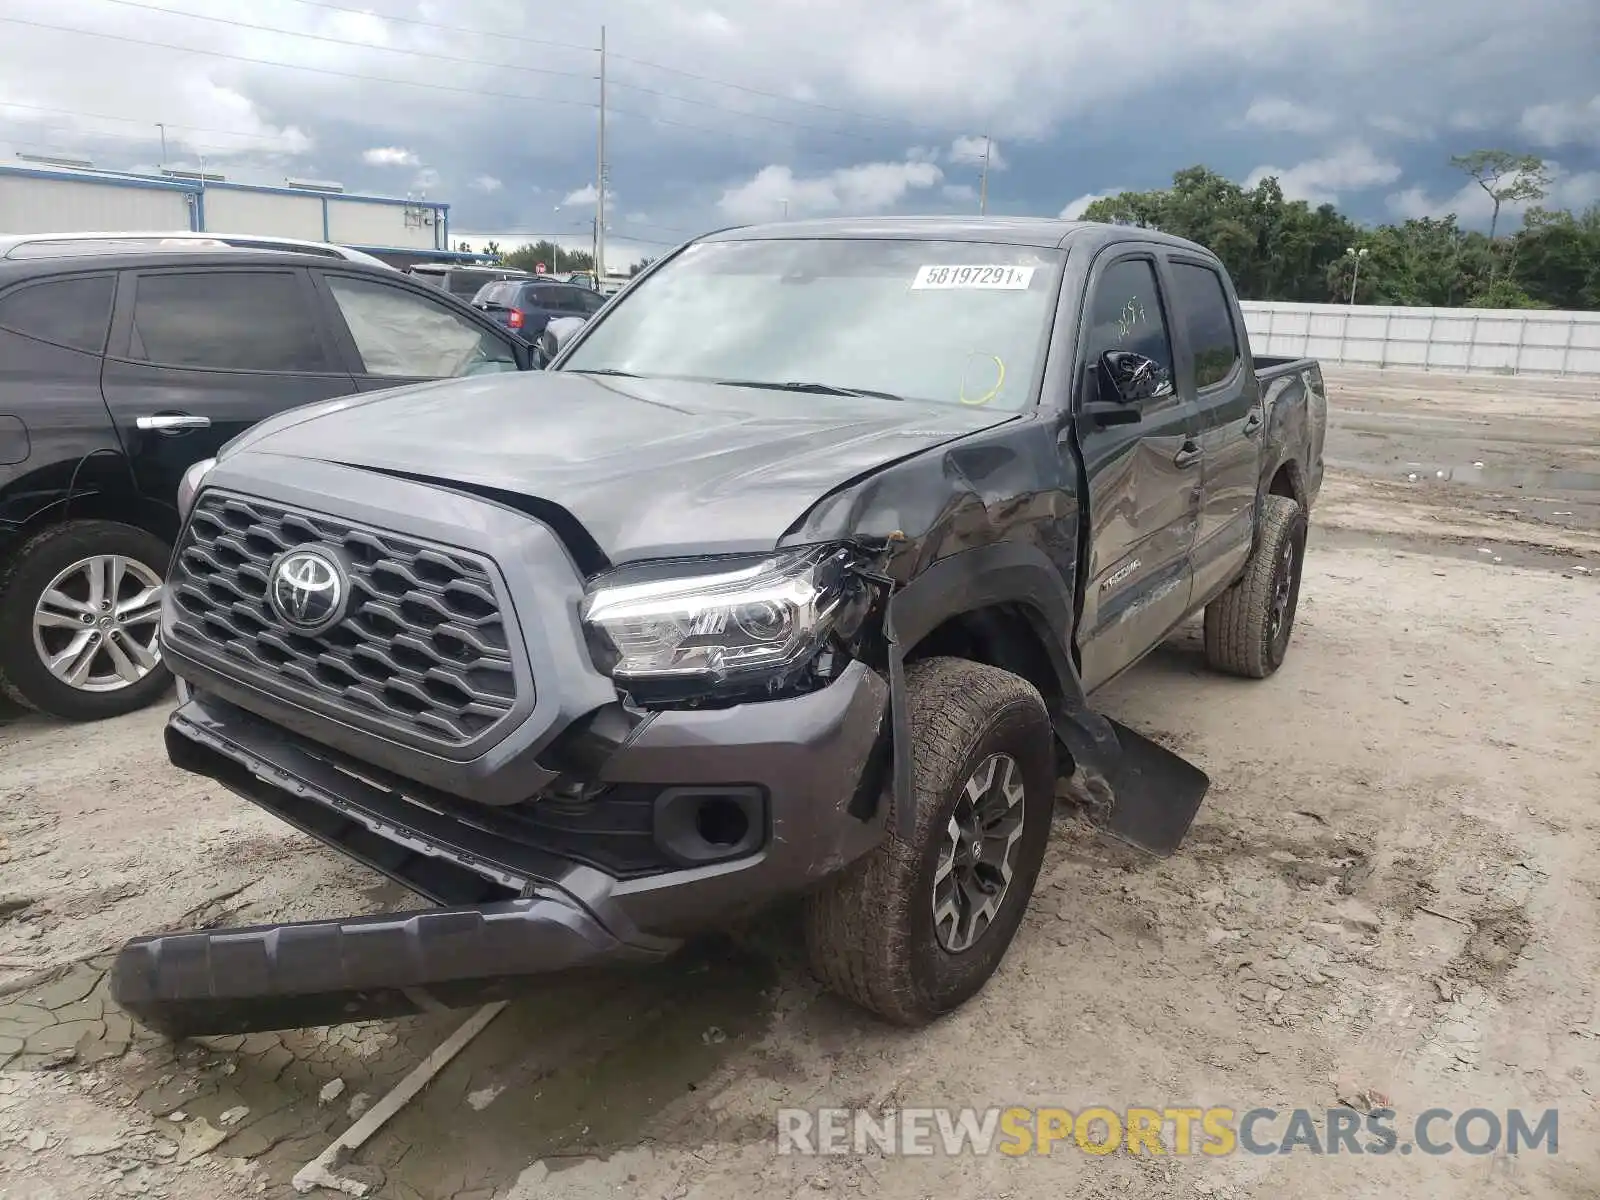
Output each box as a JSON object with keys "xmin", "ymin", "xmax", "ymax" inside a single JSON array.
[{"xmin": 110, "ymin": 218, "xmax": 1326, "ymax": 1036}]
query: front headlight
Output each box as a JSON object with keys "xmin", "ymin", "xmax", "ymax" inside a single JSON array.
[
  {"xmin": 177, "ymin": 456, "xmax": 216, "ymax": 521},
  {"xmin": 581, "ymin": 546, "xmax": 855, "ymax": 701}
]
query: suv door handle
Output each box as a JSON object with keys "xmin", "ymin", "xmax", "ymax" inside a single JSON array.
[
  {"xmin": 136, "ymin": 414, "xmax": 211, "ymax": 433},
  {"xmin": 1243, "ymin": 410, "xmax": 1264, "ymax": 436},
  {"xmin": 1173, "ymin": 440, "xmax": 1203, "ymax": 469}
]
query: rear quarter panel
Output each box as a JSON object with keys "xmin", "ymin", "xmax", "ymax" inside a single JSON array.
[{"xmin": 1254, "ymin": 357, "xmax": 1326, "ymax": 512}]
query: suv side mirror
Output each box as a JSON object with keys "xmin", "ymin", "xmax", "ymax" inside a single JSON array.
[{"xmin": 540, "ymin": 316, "xmax": 587, "ymax": 365}]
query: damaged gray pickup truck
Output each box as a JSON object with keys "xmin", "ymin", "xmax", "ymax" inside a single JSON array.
[{"xmin": 111, "ymin": 218, "xmax": 1326, "ymax": 1036}]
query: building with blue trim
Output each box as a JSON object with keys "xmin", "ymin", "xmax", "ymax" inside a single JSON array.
[{"xmin": 0, "ymin": 161, "xmax": 492, "ymax": 268}]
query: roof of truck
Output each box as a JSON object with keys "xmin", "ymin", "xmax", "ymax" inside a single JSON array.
[{"xmin": 700, "ymin": 216, "xmax": 1212, "ymax": 255}]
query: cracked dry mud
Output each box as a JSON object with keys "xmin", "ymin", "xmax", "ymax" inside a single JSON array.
[{"xmin": 2, "ymin": 366, "xmax": 1598, "ymax": 1200}]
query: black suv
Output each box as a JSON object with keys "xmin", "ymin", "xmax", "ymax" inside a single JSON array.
[
  {"xmin": 472, "ymin": 279, "xmax": 608, "ymax": 341},
  {"xmin": 0, "ymin": 250, "xmax": 533, "ymax": 720}
]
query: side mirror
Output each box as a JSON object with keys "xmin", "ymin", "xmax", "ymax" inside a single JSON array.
[
  {"xmin": 1099, "ymin": 351, "xmax": 1165, "ymax": 404},
  {"xmin": 539, "ymin": 316, "xmax": 587, "ymax": 366}
]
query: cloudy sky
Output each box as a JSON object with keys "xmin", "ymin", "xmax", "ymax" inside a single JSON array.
[{"xmin": 2, "ymin": 0, "xmax": 1597, "ymax": 270}]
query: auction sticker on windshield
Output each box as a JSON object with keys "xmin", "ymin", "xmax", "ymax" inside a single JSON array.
[{"xmin": 911, "ymin": 264, "xmax": 1036, "ymax": 290}]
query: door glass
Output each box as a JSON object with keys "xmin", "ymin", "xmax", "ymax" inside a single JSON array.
[
  {"xmin": 325, "ymin": 275, "xmax": 519, "ymax": 377},
  {"xmin": 0, "ymin": 275, "xmax": 115, "ymax": 353},
  {"xmin": 1084, "ymin": 258, "xmax": 1175, "ymax": 400},
  {"xmin": 130, "ymin": 272, "xmax": 328, "ymax": 372},
  {"xmin": 578, "ymin": 291, "xmax": 607, "ymax": 314},
  {"xmin": 1169, "ymin": 263, "xmax": 1240, "ymax": 388}
]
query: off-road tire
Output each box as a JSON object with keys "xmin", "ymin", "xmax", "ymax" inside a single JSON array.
[
  {"xmin": 1203, "ymin": 493, "xmax": 1307, "ymax": 679},
  {"xmin": 0, "ymin": 520, "xmax": 173, "ymax": 720},
  {"xmin": 803, "ymin": 657, "xmax": 1055, "ymax": 1025}
]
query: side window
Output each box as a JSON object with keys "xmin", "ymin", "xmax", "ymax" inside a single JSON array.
[
  {"xmin": 578, "ymin": 291, "xmax": 608, "ymax": 315},
  {"xmin": 324, "ymin": 275, "xmax": 519, "ymax": 378},
  {"xmin": 129, "ymin": 272, "xmax": 328, "ymax": 372},
  {"xmin": 531, "ymin": 287, "xmax": 565, "ymax": 310},
  {"xmin": 0, "ymin": 275, "xmax": 115, "ymax": 353},
  {"xmin": 1084, "ymin": 258, "xmax": 1175, "ymax": 398},
  {"xmin": 1169, "ymin": 262, "xmax": 1240, "ymax": 388}
]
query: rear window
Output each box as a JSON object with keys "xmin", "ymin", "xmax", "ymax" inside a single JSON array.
[
  {"xmin": 0, "ymin": 275, "xmax": 116, "ymax": 353},
  {"xmin": 1168, "ymin": 262, "xmax": 1240, "ymax": 388},
  {"xmin": 446, "ymin": 272, "xmax": 493, "ymax": 299},
  {"xmin": 130, "ymin": 271, "xmax": 328, "ymax": 372}
]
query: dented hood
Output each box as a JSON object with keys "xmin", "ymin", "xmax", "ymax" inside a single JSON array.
[{"xmin": 224, "ymin": 371, "xmax": 1019, "ymax": 563}]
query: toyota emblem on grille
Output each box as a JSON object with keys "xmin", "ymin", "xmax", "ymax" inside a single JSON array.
[{"xmin": 267, "ymin": 546, "xmax": 348, "ymax": 635}]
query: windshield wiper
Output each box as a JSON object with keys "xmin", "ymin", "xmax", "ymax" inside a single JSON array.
[
  {"xmin": 713, "ymin": 379, "xmax": 906, "ymax": 402},
  {"xmin": 566, "ymin": 367, "xmax": 642, "ymax": 378}
]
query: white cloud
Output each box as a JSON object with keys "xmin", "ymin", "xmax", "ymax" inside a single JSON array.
[
  {"xmin": 717, "ymin": 158, "xmax": 944, "ymax": 222},
  {"xmin": 1519, "ymin": 94, "xmax": 1600, "ymax": 148},
  {"xmin": 470, "ymin": 174, "xmax": 502, "ymax": 193},
  {"xmin": 1058, "ymin": 191, "xmax": 1123, "ymax": 220},
  {"xmin": 1368, "ymin": 114, "xmax": 1431, "ymax": 140},
  {"xmin": 560, "ymin": 183, "xmax": 618, "ymax": 207},
  {"xmin": 948, "ymin": 135, "xmax": 1005, "ymax": 170},
  {"xmin": 1387, "ymin": 161, "xmax": 1600, "ymax": 227},
  {"xmin": 411, "ymin": 167, "xmax": 441, "ymax": 192},
  {"xmin": 1241, "ymin": 97, "xmax": 1335, "ymax": 135},
  {"xmin": 1244, "ymin": 143, "xmax": 1402, "ymax": 205},
  {"xmin": 942, "ymin": 183, "xmax": 977, "ymax": 203},
  {"xmin": 362, "ymin": 146, "xmax": 418, "ymax": 167}
]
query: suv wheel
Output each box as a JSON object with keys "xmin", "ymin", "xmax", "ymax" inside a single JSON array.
[
  {"xmin": 804, "ymin": 657, "xmax": 1055, "ymax": 1025},
  {"xmin": 0, "ymin": 521, "xmax": 173, "ymax": 720},
  {"xmin": 1202, "ymin": 493, "xmax": 1308, "ymax": 679}
]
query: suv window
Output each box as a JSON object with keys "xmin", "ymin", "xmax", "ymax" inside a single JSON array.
[
  {"xmin": 445, "ymin": 271, "xmax": 493, "ymax": 299},
  {"xmin": 129, "ymin": 271, "xmax": 328, "ymax": 372},
  {"xmin": 1169, "ymin": 262, "xmax": 1240, "ymax": 388},
  {"xmin": 0, "ymin": 275, "xmax": 115, "ymax": 353},
  {"xmin": 1084, "ymin": 257, "xmax": 1175, "ymax": 397},
  {"xmin": 577, "ymin": 290, "xmax": 607, "ymax": 315},
  {"xmin": 324, "ymin": 275, "xmax": 519, "ymax": 377}
]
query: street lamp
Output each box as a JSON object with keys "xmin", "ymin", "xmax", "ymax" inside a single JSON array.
[
  {"xmin": 779, "ymin": 197, "xmax": 790, "ymax": 220},
  {"xmin": 1345, "ymin": 246, "xmax": 1369, "ymax": 306}
]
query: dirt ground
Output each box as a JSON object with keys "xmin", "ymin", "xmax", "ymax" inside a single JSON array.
[{"xmin": 2, "ymin": 365, "xmax": 1598, "ymax": 1200}]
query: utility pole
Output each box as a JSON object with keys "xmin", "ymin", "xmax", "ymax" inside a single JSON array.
[
  {"xmin": 157, "ymin": 123, "xmax": 167, "ymax": 170},
  {"xmin": 978, "ymin": 134, "xmax": 990, "ymax": 216},
  {"xmin": 594, "ymin": 24, "xmax": 607, "ymax": 279}
]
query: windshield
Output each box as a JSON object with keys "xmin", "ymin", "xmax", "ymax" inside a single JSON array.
[{"xmin": 559, "ymin": 238, "xmax": 1063, "ymax": 411}]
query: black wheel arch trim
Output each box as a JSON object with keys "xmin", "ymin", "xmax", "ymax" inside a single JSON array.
[{"xmin": 880, "ymin": 541, "xmax": 1123, "ymax": 841}]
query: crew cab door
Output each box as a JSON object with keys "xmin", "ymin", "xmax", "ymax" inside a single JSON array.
[
  {"xmin": 100, "ymin": 266, "xmax": 355, "ymax": 511},
  {"xmin": 1162, "ymin": 254, "xmax": 1263, "ymax": 605},
  {"xmin": 312, "ymin": 269, "xmax": 525, "ymax": 391},
  {"xmin": 1070, "ymin": 251, "xmax": 1201, "ymax": 692}
]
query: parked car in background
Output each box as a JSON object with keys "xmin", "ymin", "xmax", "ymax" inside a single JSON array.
[
  {"xmin": 0, "ymin": 250, "xmax": 534, "ymax": 721},
  {"xmin": 0, "ymin": 231, "xmax": 395, "ymax": 269},
  {"xmin": 405, "ymin": 263, "xmax": 528, "ymax": 301},
  {"xmin": 471, "ymin": 279, "xmax": 608, "ymax": 341}
]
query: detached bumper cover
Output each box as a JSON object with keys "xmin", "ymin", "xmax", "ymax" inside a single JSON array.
[
  {"xmin": 113, "ymin": 661, "xmax": 889, "ymax": 1036},
  {"xmin": 111, "ymin": 895, "xmax": 671, "ymax": 1038}
]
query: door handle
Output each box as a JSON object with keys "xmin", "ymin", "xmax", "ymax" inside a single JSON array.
[
  {"xmin": 1173, "ymin": 440, "xmax": 1203, "ymax": 469},
  {"xmin": 1243, "ymin": 410, "xmax": 1264, "ymax": 436},
  {"xmin": 136, "ymin": 414, "xmax": 211, "ymax": 433}
]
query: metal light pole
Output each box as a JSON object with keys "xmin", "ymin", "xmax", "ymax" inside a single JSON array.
[
  {"xmin": 780, "ymin": 197, "xmax": 789, "ymax": 220},
  {"xmin": 157, "ymin": 123, "xmax": 166, "ymax": 170},
  {"xmin": 978, "ymin": 134, "xmax": 991, "ymax": 216},
  {"xmin": 1346, "ymin": 246, "xmax": 1369, "ymax": 306},
  {"xmin": 593, "ymin": 25, "xmax": 607, "ymax": 279}
]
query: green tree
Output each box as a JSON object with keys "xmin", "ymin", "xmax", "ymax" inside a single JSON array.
[
  {"xmin": 1450, "ymin": 149, "xmax": 1550, "ymax": 241},
  {"xmin": 1072, "ymin": 160, "xmax": 1596, "ymax": 311},
  {"xmin": 501, "ymin": 241, "xmax": 594, "ymax": 275},
  {"xmin": 1509, "ymin": 205, "xmax": 1600, "ymax": 309},
  {"xmin": 481, "ymin": 240, "xmax": 502, "ymax": 262},
  {"xmin": 627, "ymin": 257, "xmax": 656, "ymax": 277},
  {"xmin": 455, "ymin": 241, "xmax": 472, "ymax": 253}
]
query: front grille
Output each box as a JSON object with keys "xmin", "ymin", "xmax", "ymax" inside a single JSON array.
[{"xmin": 169, "ymin": 490, "xmax": 521, "ymax": 746}]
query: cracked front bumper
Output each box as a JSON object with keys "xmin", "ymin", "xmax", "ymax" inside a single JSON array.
[{"xmin": 112, "ymin": 660, "xmax": 890, "ymax": 1037}]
